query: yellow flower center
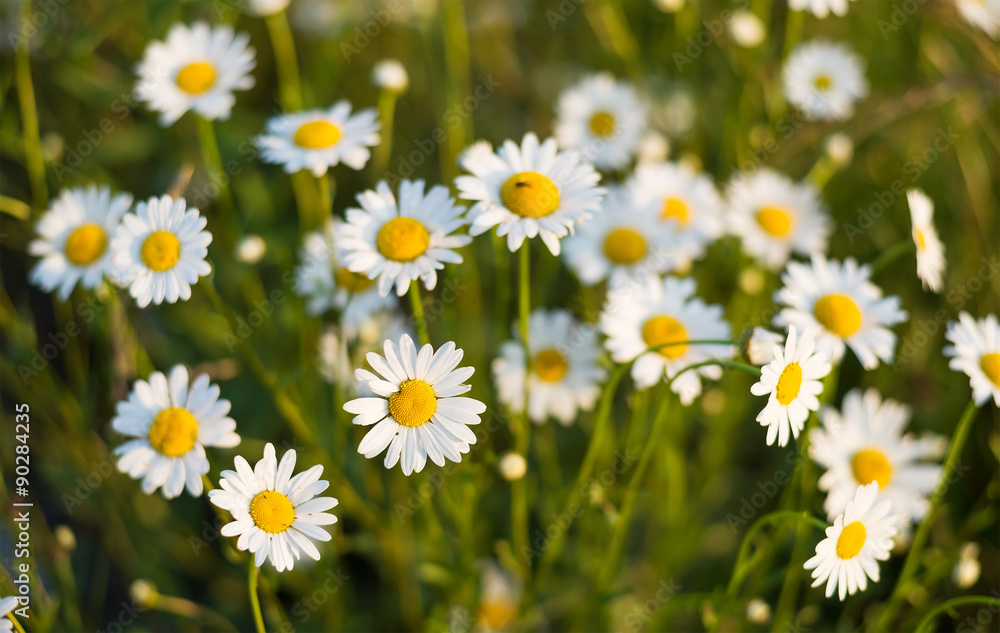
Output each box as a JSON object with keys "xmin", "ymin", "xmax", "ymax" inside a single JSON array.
[
  {"xmin": 533, "ymin": 348, "xmax": 568, "ymax": 383},
  {"xmin": 64, "ymin": 223, "xmax": 107, "ymax": 265},
  {"xmin": 376, "ymin": 217, "xmax": 430, "ymax": 262},
  {"xmin": 836, "ymin": 521, "xmax": 867, "ymax": 560},
  {"xmin": 852, "ymin": 449, "xmax": 892, "ymax": 488},
  {"xmin": 148, "ymin": 407, "xmax": 198, "ymax": 457},
  {"xmin": 479, "ymin": 600, "xmax": 518, "ymax": 630},
  {"xmin": 642, "ymin": 315, "xmax": 688, "ymax": 360},
  {"xmin": 662, "ymin": 197, "xmax": 690, "ymax": 226},
  {"xmin": 603, "ymin": 228, "xmax": 647, "ymax": 265},
  {"xmin": 980, "ymin": 353, "xmax": 1000, "ymax": 389},
  {"xmin": 249, "ymin": 490, "xmax": 295, "ymax": 534},
  {"xmin": 589, "ymin": 110, "xmax": 616, "ymax": 137},
  {"xmin": 756, "ymin": 206, "xmax": 793, "ymax": 237},
  {"xmin": 333, "ymin": 266, "xmax": 375, "ymax": 292},
  {"xmin": 141, "ymin": 231, "xmax": 182, "ymax": 272},
  {"xmin": 814, "ymin": 294, "xmax": 862, "ymax": 338},
  {"xmin": 500, "ymin": 172, "xmax": 561, "ymax": 218},
  {"xmin": 814, "ymin": 75, "xmax": 832, "ymax": 91},
  {"xmin": 175, "ymin": 61, "xmax": 217, "ymax": 95},
  {"xmin": 912, "ymin": 227, "xmax": 927, "ymax": 251},
  {"xmin": 388, "ymin": 379, "xmax": 437, "ymax": 427},
  {"xmin": 775, "ymin": 362, "xmax": 802, "ymax": 406},
  {"xmin": 293, "ymin": 121, "xmax": 343, "ymax": 149}
]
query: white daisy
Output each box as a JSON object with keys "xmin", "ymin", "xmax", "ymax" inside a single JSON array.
[
  {"xmin": 135, "ymin": 22, "xmax": 255, "ymax": 126},
  {"xmin": 209, "ymin": 443, "xmax": 339, "ymax": 572},
  {"xmin": 554, "ymin": 73, "xmax": 648, "ymax": 171},
  {"xmin": 600, "ymin": 275, "xmax": 733, "ymax": 405},
  {"xmin": 112, "ymin": 365, "xmax": 240, "ymax": 499},
  {"xmin": 371, "ymin": 59, "xmax": 409, "ymax": 93},
  {"xmin": 907, "ymin": 189, "xmax": 946, "ymax": 293},
  {"xmin": 955, "ymin": 0, "xmax": 1000, "ymax": 38},
  {"xmin": 742, "ymin": 327, "xmax": 786, "ymax": 365},
  {"xmin": 28, "ymin": 185, "xmax": 132, "ymax": 300},
  {"xmin": 492, "ymin": 309, "xmax": 607, "ymax": 425},
  {"xmin": 782, "ymin": 40, "xmax": 868, "ymax": 121},
  {"xmin": 256, "ymin": 102, "xmax": 380, "ymax": 177},
  {"xmin": 944, "ymin": 312, "xmax": 1000, "ymax": 406},
  {"xmin": 246, "ymin": 0, "xmax": 291, "ymax": 17},
  {"xmin": 455, "ymin": 133, "xmax": 605, "ymax": 255},
  {"xmin": 343, "ymin": 334, "xmax": 487, "ymax": 475},
  {"xmin": 729, "ymin": 10, "xmax": 766, "ymax": 47},
  {"xmin": 111, "ymin": 195, "xmax": 213, "ymax": 308},
  {"xmin": 803, "ymin": 482, "xmax": 899, "ymax": 601},
  {"xmin": 726, "ymin": 169, "xmax": 831, "ymax": 270},
  {"xmin": 338, "ymin": 180, "xmax": 471, "ymax": 297},
  {"xmin": 788, "ymin": 0, "xmax": 855, "ymax": 18},
  {"xmin": 774, "ymin": 255, "xmax": 908, "ymax": 369},
  {"xmin": 0, "ymin": 597, "xmax": 17, "ymax": 633}
]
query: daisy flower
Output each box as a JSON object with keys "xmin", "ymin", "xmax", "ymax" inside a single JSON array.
[
  {"xmin": 209, "ymin": 443, "xmax": 338, "ymax": 572},
  {"xmin": 343, "ymin": 334, "xmax": 487, "ymax": 475},
  {"xmin": 788, "ymin": 0, "xmax": 855, "ymax": 18},
  {"xmin": 372, "ymin": 59, "xmax": 409, "ymax": 93},
  {"xmin": 246, "ymin": 0, "xmax": 291, "ymax": 17},
  {"xmin": 0, "ymin": 597, "xmax": 17, "ymax": 632},
  {"xmin": 906, "ymin": 189, "xmax": 946, "ymax": 293},
  {"xmin": 955, "ymin": 0, "xmax": 1000, "ymax": 38},
  {"xmin": 554, "ymin": 73, "xmax": 648, "ymax": 171},
  {"xmin": 600, "ymin": 275, "xmax": 733, "ymax": 405},
  {"xmin": 726, "ymin": 169, "xmax": 831, "ymax": 270},
  {"xmin": 135, "ymin": 22, "xmax": 255, "ymax": 126},
  {"xmin": 493, "ymin": 309, "xmax": 607, "ymax": 425},
  {"xmin": 28, "ymin": 185, "xmax": 132, "ymax": 300},
  {"xmin": 112, "ymin": 365, "xmax": 240, "ymax": 499},
  {"xmin": 804, "ymin": 482, "xmax": 899, "ymax": 601},
  {"xmin": 782, "ymin": 40, "xmax": 868, "ymax": 121},
  {"xmin": 811, "ymin": 388, "xmax": 945, "ymax": 523},
  {"xmin": 742, "ymin": 327, "xmax": 786, "ymax": 365},
  {"xmin": 256, "ymin": 102, "xmax": 380, "ymax": 177},
  {"xmin": 944, "ymin": 312, "xmax": 1000, "ymax": 406},
  {"xmin": 774, "ymin": 255, "xmax": 908, "ymax": 369},
  {"xmin": 337, "ymin": 180, "xmax": 471, "ymax": 297},
  {"xmin": 455, "ymin": 133, "xmax": 605, "ymax": 255},
  {"xmin": 111, "ymin": 195, "xmax": 213, "ymax": 308}
]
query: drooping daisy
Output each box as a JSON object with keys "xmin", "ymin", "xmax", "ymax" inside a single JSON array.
[
  {"xmin": 955, "ymin": 0, "xmax": 1000, "ymax": 38},
  {"xmin": 209, "ymin": 443, "xmax": 338, "ymax": 572},
  {"xmin": 811, "ymin": 388, "xmax": 945, "ymax": 523},
  {"xmin": 788, "ymin": 0, "xmax": 855, "ymax": 18},
  {"xmin": 782, "ymin": 40, "xmax": 868, "ymax": 121},
  {"xmin": 135, "ymin": 22, "xmax": 256, "ymax": 126},
  {"xmin": 337, "ymin": 180, "xmax": 471, "ymax": 297},
  {"xmin": 907, "ymin": 189, "xmax": 946, "ymax": 293},
  {"xmin": 944, "ymin": 312, "xmax": 1000, "ymax": 406},
  {"xmin": 726, "ymin": 169, "xmax": 831, "ymax": 270},
  {"xmin": 554, "ymin": 73, "xmax": 648, "ymax": 171},
  {"xmin": 455, "ymin": 133, "xmax": 605, "ymax": 255},
  {"xmin": 343, "ymin": 334, "xmax": 487, "ymax": 475},
  {"xmin": 257, "ymin": 103, "xmax": 380, "ymax": 177},
  {"xmin": 111, "ymin": 195, "xmax": 213, "ymax": 308},
  {"xmin": 28, "ymin": 185, "xmax": 132, "ymax": 300},
  {"xmin": 804, "ymin": 482, "xmax": 899, "ymax": 601},
  {"xmin": 601, "ymin": 275, "xmax": 733, "ymax": 405},
  {"xmin": 774, "ymin": 255, "xmax": 908, "ymax": 369},
  {"xmin": 0, "ymin": 597, "xmax": 17, "ymax": 632},
  {"xmin": 493, "ymin": 309, "xmax": 607, "ymax": 425},
  {"xmin": 112, "ymin": 365, "xmax": 240, "ymax": 499}
]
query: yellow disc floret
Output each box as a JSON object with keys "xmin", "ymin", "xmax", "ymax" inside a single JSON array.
[
  {"xmin": 814, "ymin": 294, "xmax": 862, "ymax": 338},
  {"xmin": 141, "ymin": 231, "xmax": 182, "ymax": 272},
  {"xmin": 775, "ymin": 362, "xmax": 803, "ymax": 406},
  {"xmin": 534, "ymin": 348, "xmax": 568, "ymax": 383},
  {"xmin": 501, "ymin": 172, "xmax": 560, "ymax": 218},
  {"xmin": 389, "ymin": 379, "xmax": 437, "ymax": 427},
  {"xmin": 589, "ymin": 111, "xmax": 616, "ymax": 137},
  {"xmin": 642, "ymin": 316, "xmax": 688, "ymax": 360},
  {"xmin": 148, "ymin": 407, "xmax": 198, "ymax": 457},
  {"xmin": 293, "ymin": 121, "xmax": 342, "ymax": 149},
  {"xmin": 64, "ymin": 224, "xmax": 107, "ymax": 265},
  {"xmin": 852, "ymin": 449, "xmax": 892, "ymax": 489},
  {"xmin": 175, "ymin": 61, "xmax": 217, "ymax": 95},
  {"xmin": 377, "ymin": 217, "xmax": 430, "ymax": 262},
  {"xmin": 836, "ymin": 521, "xmax": 867, "ymax": 560},
  {"xmin": 662, "ymin": 198, "xmax": 690, "ymax": 225},
  {"xmin": 756, "ymin": 206, "xmax": 793, "ymax": 237},
  {"xmin": 814, "ymin": 75, "xmax": 832, "ymax": 91},
  {"xmin": 333, "ymin": 266, "xmax": 375, "ymax": 292},
  {"xmin": 980, "ymin": 353, "xmax": 1000, "ymax": 389},
  {"xmin": 603, "ymin": 228, "xmax": 647, "ymax": 265},
  {"xmin": 249, "ymin": 491, "xmax": 295, "ymax": 534}
]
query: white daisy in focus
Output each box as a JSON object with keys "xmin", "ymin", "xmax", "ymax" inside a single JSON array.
[
  {"xmin": 135, "ymin": 22, "xmax": 255, "ymax": 126},
  {"xmin": 493, "ymin": 309, "xmax": 607, "ymax": 425},
  {"xmin": 112, "ymin": 365, "xmax": 240, "ymax": 499},
  {"xmin": 774, "ymin": 255, "xmax": 908, "ymax": 369},
  {"xmin": 246, "ymin": 0, "xmax": 290, "ymax": 17},
  {"xmin": 804, "ymin": 482, "xmax": 899, "ymax": 601},
  {"xmin": 906, "ymin": 189, "xmax": 946, "ymax": 293},
  {"xmin": 257, "ymin": 102, "xmax": 380, "ymax": 177},
  {"xmin": 455, "ymin": 133, "xmax": 605, "ymax": 255},
  {"xmin": 554, "ymin": 73, "xmax": 648, "ymax": 171},
  {"xmin": 789, "ymin": 0, "xmax": 855, "ymax": 18},
  {"xmin": 0, "ymin": 596, "xmax": 17, "ymax": 632},
  {"xmin": 782, "ymin": 40, "xmax": 868, "ymax": 121},
  {"xmin": 209, "ymin": 443, "xmax": 338, "ymax": 572},
  {"xmin": 29, "ymin": 185, "xmax": 132, "ymax": 300},
  {"xmin": 111, "ymin": 195, "xmax": 213, "ymax": 308},
  {"xmin": 343, "ymin": 334, "xmax": 487, "ymax": 475},
  {"xmin": 955, "ymin": 0, "xmax": 1000, "ymax": 38},
  {"xmin": 944, "ymin": 312, "xmax": 1000, "ymax": 406}
]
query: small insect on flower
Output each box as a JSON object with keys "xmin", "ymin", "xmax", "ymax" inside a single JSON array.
[
  {"xmin": 782, "ymin": 40, "xmax": 868, "ymax": 121},
  {"xmin": 906, "ymin": 189, "xmax": 946, "ymax": 293},
  {"xmin": 257, "ymin": 102, "xmax": 380, "ymax": 176},
  {"xmin": 554, "ymin": 73, "xmax": 648, "ymax": 171},
  {"xmin": 944, "ymin": 312, "xmax": 1000, "ymax": 407},
  {"xmin": 209, "ymin": 444, "xmax": 338, "ymax": 572}
]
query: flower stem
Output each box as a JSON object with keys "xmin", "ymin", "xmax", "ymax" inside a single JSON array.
[
  {"xmin": 726, "ymin": 511, "xmax": 827, "ymax": 601},
  {"xmin": 512, "ymin": 243, "xmax": 532, "ymax": 583},
  {"xmin": 870, "ymin": 240, "xmax": 916, "ymax": 275},
  {"xmin": 518, "ymin": 244, "xmax": 530, "ymax": 349},
  {"xmin": 248, "ymin": 560, "xmax": 266, "ymax": 633},
  {"xmin": 264, "ymin": 9, "xmax": 303, "ymax": 111},
  {"xmin": 914, "ymin": 596, "xmax": 1000, "ymax": 633},
  {"xmin": 372, "ymin": 90, "xmax": 397, "ymax": 177},
  {"xmin": 408, "ymin": 280, "xmax": 430, "ymax": 346},
  {"xmin": 673, "ymin": 359, "xmax": 762, "ymax": 379},
  {"xmin": 316, "ymin": 172, "xmax": 333, "ymax": 228},
  {"xmin": 195, "ymin": 116, "xmax": 238, "ymax": 236},
  {"xmin": 16, "ymin": 0, "xmax": 47, "ymax": 212}
]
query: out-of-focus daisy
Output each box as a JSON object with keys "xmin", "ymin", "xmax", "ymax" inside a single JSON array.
[
  {"xmin": 742, "ymin": 327, "xmax": 785, "ymax": 365},
  {"xmin": 493, "ymin": 309, "xmax": 606, "ymax": 425},
  {"xmin": 789, "ymin": 0, "xmax": 855, "ymax": 18},
  {"xmin": 111, "ymin": 195, "xmax": 212, "ymax": 308},
  {"xmin": 804, "ymin": 482, "xmax": 899, "ymax": 601},
  {"xmin": 726, "ymin": 169, "xmax": 830, "ymax": 270},
  {"xmin": 0, "ymin": 597, "xmax": 17, "ymax": 632},
  {"xmin": 28, "ymin": 185, "xmax": 132, "ymax": 300},
  {"xmin": 246, "ymin": 0, "xmax": 291, "ymax": 17},
  {"xmin": 257, "ymin": 103, "xmax": 380, "ymax": 177},
  {"xmin": 944, "ymin": 312, "xmax": 1000, "ymax": 406},
  {"xmin": 338, "ymin": 180, "xmax": 471, "ymax": 297},
  {"xmin": 782, "ymin": 40, "xmax": 868, "ymax": 121},
  {"xmin": 810, "ymin": 388, "xmax": 945, "ymax": 523},
  {"xmin": 343, "ymin": 334, "xmax": 487, "ymax": 475},
  {"xmin": 729, "ymin": 10, "xmax": 766, "ymax": 47},
  {"xmin": 135, "ymin": 22, "xmax": 255, "ymax": 126},
  {"xmin": 112, "ymin": 365, "xmax": 240, "ymax": 499},
  {"xmin": 774, "ymin": 255, "xmax": 908, "ymax": 369},
  {"xmin": 825, "ymin": 133, "xmax": 854, "ymax": 167},
  {"xmin": 372, "ymin": 59, "xmax": 409, "ymax": 93},
  {"xmin": 750, "ymin": 326, "xmax": 831, "ymax": 447},
  {"xmin": 955, "ymin": 0, "xmax": 1000, "ymax": 38},
  {"xmin": 636, "ymin": 132, "xmax": 669, "ymax": 164},
  {"xmin": 497, "ymin": 452, "xmax": 527, "ymax": 481},
  {"xmin": 601, "ymin": 276, "xmax": 733, "ymax": 405},
  {"xmin": 209, "ymin": 443, "xmax": 338, "ymax": 572},
  {"xmin": 234, "ymin": 234, "xmax": 267, "ymax": 264},
  {"xmin": 477, "ymin": 561, "xmax": 522, "ymax": 632},
  {"xmin": 906, "ymin": 189, "xmax": 946, "ymax": 293},
  {"xmin": 953, "ymin": 542, "xmax": 982, "ymax": 589},
  {"xmin": 554, "ymin": 73, "xmax": 648, "ymax": 171},
  {"xmin": 455, "ymin": 133, "xmax": 604, "ymax": 255}
]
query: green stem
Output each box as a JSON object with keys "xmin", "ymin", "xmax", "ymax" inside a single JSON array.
[
  {"xmin": 195, "ymin": 116, "xmax": 238, "ymax": 232},
  {"xmin": 914, "ymin": 597, "xmax": 1000, "ymax": 633},
  {"xmin": 408, "ymin": 280, "xmax": 430, "ymax": 346},
  {"xmin": 316, "ymin": 173, "xmax": 333, "ymax": 228},
  {"xmin": 726, "ymin": 511, "xmax": 828, "ymax": 600},
  {"xmin": 518, "ymin": 244, "xmax": 530, "ymax": 350},
  {"xmin": 870, "ymin": 240, "xmax": 916, "ymax": 275},
  {"xmin": 440, "ymin": 0, "xmax": 470, "ymax": 182},
  {"xmin": 16, "ymin": 0, "xmax": 47, "ymax": 212},
  {"xmin": 264, "ymin": 9, "xmax": 303, "ymax": 111},
  {"xmin": 674, "ymin": 359, "xmax": 762, "ymax": 379},
  {"xmin": 248, "ymin": 560, "xmax": 266, "ymax": 633},
  {"xmin": 372, "ymin": 90, "xmax": 397, "ymax": 177}
]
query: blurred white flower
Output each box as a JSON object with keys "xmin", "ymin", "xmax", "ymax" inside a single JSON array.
[
  {"xmin": 789, "ymin": 0, "xmax": 855, "ymax": 18},
  {"xmin": 498, "ymin": 452, "xmax": 527, "ymax": 481},
  {"xmin": 783, "ymin": 40, "xmax": 868, "ymax": 121},
  {"xmin": 944, "ymin": 312, "xmax": 1000, "ymax": 406},
  {"xmin": 554, "ymin": 73, "xmax": 648, "ymax": 171},
  {"xmin": 372, "ymin": 59, "xmax": 409, "ymax": 93},
  {"xmin": 245, "ymin": 0, "xmax": 291, "ymax": 17},
  {"xmin": 235, "ymin": 234, "xmax": 267, "ymax": 264},
  {"xmin": 907, "ymin": 189, "xmax": 946, "ymax": 293},
  {"xmin": 257, "ymin": 103, "xmax": 380, "ymax": 176},
  {"xmin": 745, "ymin": 598, "xmax": 771, "ymax": 624},
  {"xmin": 742, "ymin": 327, "xmax": 785, "ymax": 365},
  {"xmin": 955, "ymin": 0, "xmax": 1000, "ymax": 38},
  {"xmin": 652, "ymin": 0, "xmax": 685, "ymax": 12},
  {"xmin": 636, "ymin": 132, "xmax": 669, "ymax": 164},
  {"xmin": 729, "ymin": 11, "xmax": 766, "ymax": 48},
  {"xmin": 953, "ymin": 542, "xmax": 981, "ymax": 589},
  {"xmin": 824, "ymin": 133, "xmax": 854, "ymax": 167}
]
